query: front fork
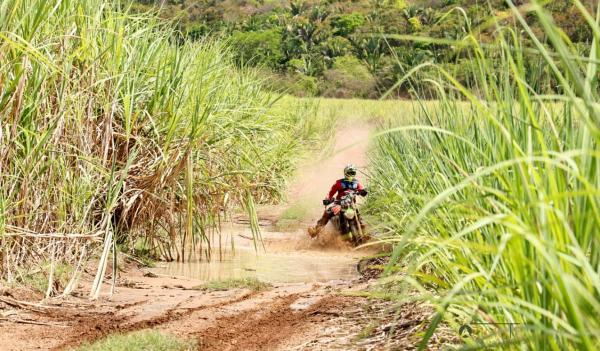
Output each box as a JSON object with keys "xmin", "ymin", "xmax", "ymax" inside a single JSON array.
[{"xmin": 355, "ymin": 214, "xmax": 364, "ymax": 237}]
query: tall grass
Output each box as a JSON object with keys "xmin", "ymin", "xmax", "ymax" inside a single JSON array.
[
  {"xmin": 0, "ymin": 0, "xmax": 322, "ymax": 297},
  {"xmin": 367, "ymin": 1, "xmax": 599, "ymax": 349}
]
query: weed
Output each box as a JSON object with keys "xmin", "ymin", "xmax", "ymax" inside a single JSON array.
[
  {"xmin": 74, "ymin": 330, "xmax": 195, "ymax": 351},
  {"xmin": 193, "ymin": 278, "xmax": 272, "ymax": 292}
]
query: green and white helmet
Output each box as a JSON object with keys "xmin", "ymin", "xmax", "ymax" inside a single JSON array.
[{"xmin": 344, "ymin": 164, "xmax": 357, "ymax": 177}]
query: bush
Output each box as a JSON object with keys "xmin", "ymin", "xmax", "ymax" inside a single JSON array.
[
  {"xmin": 407, "ymin": 16, "xmax": 422, "ymax": 32},
  {"xmin": 265, "ymin": 73, "xmax": 319, "ymax": 97},
  {"xmin": 320, "ymin": 36, "xmax": 353, "ymax": 60},
  {"xmin": 331, "ymin": 13, "xmax": 365, "ymax": 36},
  {"xmin": 231, "ymin": 28, "xmax": 283, "ymax": 68},
  {"xmin": 286, "ymin": 58, "xmax": 306, "ymax": 74},
  {"xmin": 321, "ymin": 56, "xmax": 376, "ymax": 98}
]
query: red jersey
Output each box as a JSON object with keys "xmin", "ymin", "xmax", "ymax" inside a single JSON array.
[{"xmin": 327, "ymin": 179, "xmax": 364, "ymax": 200}]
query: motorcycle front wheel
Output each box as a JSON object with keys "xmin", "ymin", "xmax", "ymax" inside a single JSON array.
[{"xmin": 349, "ymin": 220, "xmax": 360, "ymax": 244}]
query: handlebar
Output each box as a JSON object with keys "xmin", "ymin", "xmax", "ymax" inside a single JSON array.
[{"xmin": 322, "ymin": 189, "xmax": 367, "ymax": 206}]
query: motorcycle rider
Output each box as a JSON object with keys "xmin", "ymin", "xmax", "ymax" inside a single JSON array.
[{"xmin": 308, "ymin": 164, "xmax": 367, "ymax": 237}]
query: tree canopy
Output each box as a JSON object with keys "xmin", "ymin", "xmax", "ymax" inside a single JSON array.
[{"xmin": 133, "ymin": 0, "xmax": 595, "ymax": 98}]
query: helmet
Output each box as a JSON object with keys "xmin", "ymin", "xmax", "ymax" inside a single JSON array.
[{"xmin": 344, "ymin": 164, "xmax": 357, "ymax": 178}]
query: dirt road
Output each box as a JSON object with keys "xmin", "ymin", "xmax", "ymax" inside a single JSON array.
[
  {"xmin": 1, "ymin": 260, "xmax": 411, "ymax": 351},
  {"xmin": 0, "ymin": 126, "xmax": 452, "ymax": 350}
]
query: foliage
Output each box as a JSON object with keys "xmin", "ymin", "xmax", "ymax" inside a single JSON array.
[
  {"xmin": 366, "ymin": 1, "xmax": 600, "ymax": 349},
  {"xmin": 331, "ymin": 13, "xmax": 366, "ymax": 36},
  {"xmin": 75, "ymin": 330, "xmax": 195, "ymax": 351},
  {"xmin": 231, "ymin": 28, "xmax": 283, "ymax": 67},
  {"xmin": 322, "ymin": 56, "xmax": 377, "ymax": 98},
  {"xmin": 134, "ymin": 0, "xmax": 594, "ymax": 98},
  {"xmin": 266, "ymin": 72, "xmax": 319, "ymax": 97},
  {"xmin": 408, "ymin": 16, "xmax": 422, "ymax": 31}
]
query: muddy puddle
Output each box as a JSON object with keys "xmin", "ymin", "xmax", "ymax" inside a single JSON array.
[{"xmin": 151, "ymin": 248, "xmax": 359, "ymax": 283}]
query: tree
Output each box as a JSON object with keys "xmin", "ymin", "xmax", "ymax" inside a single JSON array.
[
  {"xmin": 281, "ymin": 3, "xmax": 331, "ymax": 76},
  {"xmin": 231, "ymin": 29, "xmax": 283, "ymax": 68}
]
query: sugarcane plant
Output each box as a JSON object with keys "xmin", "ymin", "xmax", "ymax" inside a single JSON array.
[
  {"xmin": 0, "ymin": 0, "xmax": 326, "ymax": 298},
  {"xmin": 366, "ymin": 0, "xmax": 600, "ymax": 349}
]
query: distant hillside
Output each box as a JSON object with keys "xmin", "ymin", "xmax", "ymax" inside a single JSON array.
[{"xmin": 133, "ymin": 1, "xmax": 595, "ymax": 98}]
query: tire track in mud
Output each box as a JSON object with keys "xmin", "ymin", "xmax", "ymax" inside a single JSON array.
[
  {"xmin": 195, "ymin": 294, "xmax": 358, "ymax": 351},
  {"xmin": 52, "ymin": 290, "xmax": 259, "ymax": 350},
  {"xmin": 52, "ymin": 285, "xmax": 351, "ymax": 351}
]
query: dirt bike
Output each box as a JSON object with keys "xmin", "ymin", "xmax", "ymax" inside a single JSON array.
[{"xmin": 328, "ymin": 190, "xmax": 364, "ymax": 244}]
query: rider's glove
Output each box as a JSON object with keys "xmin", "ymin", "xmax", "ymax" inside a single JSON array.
[
  {"xmin": 359, "ymin": 189, "xmax": 368, "ymax": 196},
  {"xmin": 322, "ymin": 198, "xmax": 333, "ymax": 206}
]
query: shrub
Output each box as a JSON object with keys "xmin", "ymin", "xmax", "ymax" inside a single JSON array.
[
  {"xmin": 331, "ymin": 13, "xmax": 365, "ymax": 36},
  {"xmin": 321, "ymin": 36, "xmax": 353, "ymax": 60},
  {"xmin": 408, "ymin": 16, "xmax": 422, "ymax": 31},
  {"xmin": 265, "ymin": 73, "xmax": 319, "ymax": 97},
  {"xmin": 230, "ymin": 28, "xmax": 283, "ymax": 68},
  {"xmin": 321, "ymin": 56, "xmax": 376, "ymax": 98}
]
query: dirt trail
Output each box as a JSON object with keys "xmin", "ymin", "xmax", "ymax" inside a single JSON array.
[
  {"xmin": 256, "ymin": 125, "xmax": 372, "ymax": 252},
  {"xmin": 0, "ymin": 126, "xmax": 452, "ymax": 350},
  {"xmin": 290, "ymin": 125, "xmax": 371, "ymax": 207}
]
